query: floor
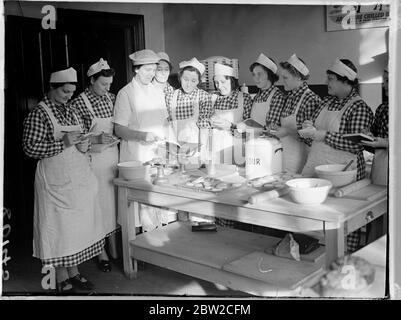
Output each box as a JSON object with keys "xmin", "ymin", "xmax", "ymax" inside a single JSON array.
[{"xmin": 2, "ymin": 247, "xmax": 250, "ymax": 298}]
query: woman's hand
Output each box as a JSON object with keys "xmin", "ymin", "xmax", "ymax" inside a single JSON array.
[
  {"xmin": 302, "ymin": 120, "xmax": 314, "ymax": 129},
  {"xmin": 272, "ymin": 127, "xmax": 289, "ymax": 138},
  {"xmin": 62, "ymin": 131, "xmax": 82, "ymax": 148},
  {"xmin": 361, "ymin": 137, "xmax": 388, "ymax": 149},
  {"xmin": 141, "ymin": 132, "xmax": 162, "ymax": 145},
  {"xmin": 97, "ymin": 132, "xmax": 115, "ymax": 144},
  {"xmin": 210, "ymin": 115, "xmax": 232, "ymax": 130},
  {"xmin": 76, "ymin": 138, "xmax": 90, "ymax": 153}
]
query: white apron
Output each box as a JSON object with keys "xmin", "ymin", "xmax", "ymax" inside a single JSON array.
[
  {"xmin": 119, "ymin": 79, "xmax": 171, "ymax": 163},
  {"xmin": 371, "ymin": 148, "xmax": 388, "ymax": 185},
  {"xmin": 117, "ymin": 79, "xmax": 175, "ymax": 231},
  {"xmin": 280, "ymin": 89, "xmax": 309, "ymax": 174},
  {"xmin": 302, "ymin": 96, "xmax": 360, "ymax": 177},
  {"xmin": 33, "ymin": 102, "xmax": 103, "ymax": 260},
  {"xmin": 211, "ymin": 92, "xmax": 244, "ymax": 165},
  {"xmin": 250, "ymin": 87, "xmax": 278, "ymax": 125},
  {"xmin": 81, "ymin": 92, "xmax": 118, "ymax": 237},
  {"xmin": 171, "ymin": 89, "xmax": 200, "ymax": 145}
]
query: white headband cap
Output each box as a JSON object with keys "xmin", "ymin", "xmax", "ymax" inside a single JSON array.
[
  {"xmin": 254, "ymin": 53, "xmax": 277, "ymax": 74},
  {"xmin": 287, "ymin": 53, "xmax": 309, "ymax": 76},
  {"xmin": 87, "ymin": 58, "xmax": 111, "ymax": 77},
  {"xmin": 50, "ymin": 67, "xmax": 77, "ymax": 83},
  {"xmin": 214, "ymin": 62, "xmax": 238, "ymax": 79},
  {"xmin": 328, "ymin": 58, "xmax": 357, "ymax": 81},
  {"xmin": 179, "ymin": 57, "xmax": 205, "ymax": 75}
]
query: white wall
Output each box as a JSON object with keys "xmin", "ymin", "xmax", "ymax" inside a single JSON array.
[
  {"xmin": 4, "ymin": 1, "xmax": 165, "ymax": 52},
  {"xmin": 164, "ymin": 4, "xmax": 388, "ymax": 109}
]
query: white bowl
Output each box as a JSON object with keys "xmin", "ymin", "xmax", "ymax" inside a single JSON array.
[
  {"xmin": 315, "ymin": 164, "xmax": 357, "ymax": 187},
  {"xmin": 117, "ymin": 161, "xmax": 150, "ymax": 180},
  {"xmin": 285, "ymin": 178, "xmax": 332, "ymax": 205}
]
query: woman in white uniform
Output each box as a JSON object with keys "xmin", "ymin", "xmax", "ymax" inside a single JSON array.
[
  {"xmin": 209, "ymin": 62, "xmax": 253, "ymax": 166},
  {"xmin": 23, "ymin": 67, "xmax": 104, "ymax": 293},
  {"xmin": 239, "ymin": 53, "xmax": 285, "ymax": 131},
  {"xmin": 276, "ymin": 54, "xmax": 321, "ymax": 174},
  {"xmin": 114, "ymin": 49, "xmax": 174, "ymax": 232},
  {"xmin": 300, "ymin": 58, "xmax": 374, "ymax": 253},
  {"xmin": 70, "ymin": 58, "xmax": 118, "ymax": 272}
]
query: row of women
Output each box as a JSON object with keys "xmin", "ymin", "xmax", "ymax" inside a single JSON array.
[{"xmin": 22, "ymin": 48, "xmax": 388, "ymax": 293}]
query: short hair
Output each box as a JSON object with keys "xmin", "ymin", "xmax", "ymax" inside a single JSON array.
[
  {"xmin": 326, "ymin": 59, "xmax": 359, "ymax": 89},
  {"xmin": 178, "ymin": 66, "xmax": 202, "ymax": 84},
  {"xmin": 279, "ymin": 58, "xmax": 310, "ymax": 81},
  {"xmin": 90, "ymin": 68, "xmax": 116, "ymax": 81},
  {"xmin": 213, "ymin": 75, "xmax": 240, "ymax": 92},
  {"xmin": 249, "ymin": 61, "xmax": 279, "ymax": 84}
]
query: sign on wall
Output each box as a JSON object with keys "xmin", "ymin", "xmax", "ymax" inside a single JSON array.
[{"xmin": 326, "ymin": 4, "xmax": 390, "ymax": 31}]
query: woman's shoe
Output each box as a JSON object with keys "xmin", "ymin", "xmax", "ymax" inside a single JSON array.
[
  {"xmin": 56, "ymin": 279, "xmax": 75, "ymax": 295},
  {"xmin": 69, "ymin": 274, "xmax": 95, "ymax": 291},
  {"xmin": 97, "ymin": 259, "xmax": 112, "ymax": 272}
]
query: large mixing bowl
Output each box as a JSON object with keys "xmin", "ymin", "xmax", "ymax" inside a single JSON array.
[
  {"xmin": 285, "ymin": 178, "xmax": 332, "ymax": 205},
  {"xmin": 117, "ymin": 161, "xmax": 150, "ymax": 180},
  {"xmin": 315, "ymin": 164, "xmax": 357, "ymax": 187}
]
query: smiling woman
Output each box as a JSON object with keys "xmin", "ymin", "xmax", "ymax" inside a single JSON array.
[{"xmin": 22, "ymin": 67, "xmax": 104, "ymax": 293}]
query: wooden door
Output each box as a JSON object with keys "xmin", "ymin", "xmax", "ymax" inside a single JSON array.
[{"xmin": 4, "ymin": 10, "xmax": 145, "ymax": 255}]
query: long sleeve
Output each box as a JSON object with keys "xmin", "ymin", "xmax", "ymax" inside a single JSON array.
[
  {"xmin": 266, "ymin": 89, "xmax": 286, "ymax": 126},
  {"xmin": 22, "ymin": 107, "xmax": 65, "ymax": 159},
  {"xmin": 296, "ymin": 91, "xmax": 322, "ymax": 130},
  {"xmin": 325, "ymin": 101, "xmax": 374, "ymax": 153},
  {"xmin": 197, "ymin": 90, "xmax": 213, "ymax": 129},
  {"xmin": 242, "ymin": 93, "xmax": 254, "ymax": 120}
]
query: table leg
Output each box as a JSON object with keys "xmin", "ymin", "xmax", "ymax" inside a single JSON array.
[
  {"xmin": 324, "ymin": 222, "xmax": 345, "ymax": 268},
  {"xmin": 118, "ymin": 186, "xmax": 137, "ymax": 279}
]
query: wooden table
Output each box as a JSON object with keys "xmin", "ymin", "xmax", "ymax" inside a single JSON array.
[{"xmin": 115, "ymin": 176, "xmax": 387, "ymax": 295}]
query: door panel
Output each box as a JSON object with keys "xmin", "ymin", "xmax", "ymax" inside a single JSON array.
[{"xmin": 4, "ymin": 10, "xmax": 145, "ymax": 255}]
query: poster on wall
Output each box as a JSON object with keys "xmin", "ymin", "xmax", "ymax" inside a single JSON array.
[{"xmin": 326, "ymin": 4, "xmax": 390, "ymax": 32}]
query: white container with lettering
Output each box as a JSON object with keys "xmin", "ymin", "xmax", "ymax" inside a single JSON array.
[{"xmin": 245, "ymin": 136, "xmax": 283, "ymax": 180}]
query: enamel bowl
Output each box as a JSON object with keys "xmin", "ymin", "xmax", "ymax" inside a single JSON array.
[
  {"xmin": 315, "ymin": 164, "xmax": 357, "ymax": 187},
  {"xmin": 117, "ymin": 161, "xmax": 150, "ymax": 180},
  {"xmin": 285, "ymin": 178, "xmax": 332, "ymax": 205}
]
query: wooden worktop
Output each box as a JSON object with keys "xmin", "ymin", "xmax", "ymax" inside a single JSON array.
[{"xmin": 114, "ymin": 177, "xmax": 387, "ymax": 225}]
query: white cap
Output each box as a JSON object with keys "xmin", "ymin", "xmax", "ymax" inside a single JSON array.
[
  {"xmin": 287, "ymin": 53, "xmax": 309, "ymax": 77},
  {"xmin": 254, "ymin": 53, "xmax": 277, "ymax": 74},
  {"xmin": 50, "ymin": 67, "xmax": 77, "ymax": 83},
  {"xmin": 328, "ymin": 58, "xmax": 357, "ymax": 81},
  {"xmin": 213, "ymin": 62, "xmax": 238, "ymax": 79},
  {"xmin": 157, "ymin": 52, "xmax": 170, "ymax": 63},
  {"xmin": 129, "ymin": 49, "xmax": 160, "ymax": 66},
  {"xmin": 179, "ymin": 57, "xmax": 205, "ymax": 75},
  {"xmin": 87, "ymin": 58, "xmax": 111, "ymax": 77}
]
